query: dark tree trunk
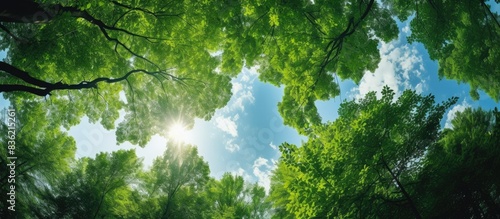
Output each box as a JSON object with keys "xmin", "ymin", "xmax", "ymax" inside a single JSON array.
[{"xmin": 380, "ymin": 157, "xmax": 423, "ymax": 219}]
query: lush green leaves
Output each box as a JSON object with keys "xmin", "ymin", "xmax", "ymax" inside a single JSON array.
[
  {"xmin": 1, "ymin": 0, "xmax": 499, "ymax": 218},
  {"xmin": 0, "ymin": 104, "xmax": 76, "ymax": 217},
  {"xmin": 269, "ymin": 87, "xmax": 457, "ymax": 218},
  {"xmin": 416, "ymin": 108, "xmax": 500, "ymax": 218},
  {"xmin": 385, "ymin": 0, "xmax": 500, "ymax": 101},
  {"xmin": 1, "ymin": 0, "xmax": 235, "ymax": 146}
]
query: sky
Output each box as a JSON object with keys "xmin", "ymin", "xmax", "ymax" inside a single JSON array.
[{"xmin": 1, "ymin": 6, "xmax": 500, "ymax": 194}]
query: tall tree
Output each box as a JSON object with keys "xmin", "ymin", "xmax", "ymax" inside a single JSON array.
[
  {"xmin": 0, "ymin": 103, "xmax": 76, "ymax": 218},
  {"xmin": 207, "ymin": 173, "xmax": 250, "ymax": 218},
  {"xmin": 416, "ymin": 108, "xmax": 500, "ymax": 218},
  {"xmin": 206, "ymin": 173, "xmax": 271, "ymax": 219},
  {"xmin": 136, "ymin": 144, "xmax": 211, "ymax": 218},
  {"xmin": 44, "ymin": 149, "xmax": 142, "ymax": 218},
  {"xmin": 269, "ymin": 87, "xmax": 457, "ymax": 218}
]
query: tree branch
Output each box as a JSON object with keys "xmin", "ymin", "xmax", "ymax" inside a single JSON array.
[
  {"xmin": 0, "ymin": 61, "xmax": 53, "ymax": 87},
  {"xmin": 317, "ymin": 0, "xmax": 375, "ymax": 81},
  {"xmin": 0, "ymin": 24, "xmax": 29, "ymax": 43},
  {"xmin": 480, "ymin": 0, "xmax": 500, "ymax": 29},
  {"xmin": 0, "ymin": 61, "xmax": 182, "ymax": 96},
  {"xmin": 110, "ymin": 1, "xmax": 183, "ymax": 19},
  {"xmin": 380, "ymin": 156, "xmax": 422, "ymax": 219},
  {"xmin": 60, "ymin": 6, "xmax": 168, "ymax": 41}
]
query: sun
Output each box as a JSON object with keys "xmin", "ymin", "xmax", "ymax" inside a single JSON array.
[{"xmin": 167, "ymin": 122, "xmax": 191, "ymax": 144}]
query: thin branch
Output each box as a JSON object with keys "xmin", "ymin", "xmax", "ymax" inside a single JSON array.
[
  {"xmin": 61, "ymin": 6, "xmax": 169, "ymax": 41},
  {"xmin": 303, "ymin": 11, "xmax": 327, "ymax": 36},
  {"xmin": 111, "ymin": 9, "xmax": 134, "ymax": 28},
  {"xmin": 302, "ymin": 0, "xmax": 375, "ymax": 101},
  {"xmin": 110, "ymin": 1, "xmax": 183, "ymax": 18},
  {"xmin": 96, "ymin": 25, "xmax": 160, "ymax": 69},
  {"xmin": 0, "ymin": 23, "xmax": 28, "ymax": 43}
]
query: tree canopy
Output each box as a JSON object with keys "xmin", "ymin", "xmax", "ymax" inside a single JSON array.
[
  {"xmin": 269, "ymin": 87, "xmax": 458, "ymax": 218},
  {"xmin": 1, "ymin": 0, "xmax": 500, "ymax": 218},
  {"xmin": 1, "ymin": 0, "xmax": 499, "ymax": 140},
  {"xmin": 415, "ymin": 107, "xmax": 500, "ymax": 218},
  {"xmin": 0, "ymin": 144, "xmax": 272, "ymax": 218},
  {"xmin": 384, "ymin": 0, "xmax": 500, "ymax": 100},
  {"xmin": 1, "ymin": 0, "xmax": 236, "ymax": 146},
  {"xmin": 268, "ymin": 88, "xmax": 500, "ymax": 218}
]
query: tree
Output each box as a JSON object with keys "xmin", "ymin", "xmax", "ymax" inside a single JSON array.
[
  {"xmin": 268, "ymin": 162, "xmax": 296, "ymax": 219},
  {"xmin": 206, "ymin": 173, "xmax": 271, "ymax": 219},
  {"xmin": 207, "ymin": 173, "xmax": 250, "ymax": 218},
  {"xmin": 247, "ymin": 182, "xmax": 271, "ymax": 219},
  {"xmin": 239, "ymin": 0, "xmax": 398, "ymax": 134},
  {"xmin": 136, "ymin": 144, "xmax": 211, "ymax": 218},
  {"xmin": 1, "ymin": 0, "xmax": 401, "ymax": 138},
  {"xmin": 384, "ymin": 0, "xmax": 500, "ymax": 101},
  {"xmin": 0, "ymin": 103, "xmax": 76, "ymax": 218},
  {"xmin": 44, "ymin": 149, "xmax": 142, "ymax": 218},
  {"xmin": 415, "ymin": 108, "xmax": 500, "ymax": 218},
  {"xmin": 0, "ymin": 0, "xmax": 235, "ymax": 146},
  {"xmin": 269, "ymin": 87, "xmax": 457, "ymax": 218}
]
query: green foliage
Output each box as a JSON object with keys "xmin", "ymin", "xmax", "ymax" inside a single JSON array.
[
  {"xmin": 1, "ymin": 0, "xmax": 235, "ymax": 146},
  {"xmin": 136, "ymin": 144, "xmax": 211, "ymax": 218},
  {"xmin": 384, "ymin": 0, "xmax": 500, "ymax": 101},
  {"xmin": 0, "ymin": 142, "xmax": 272, "ymax": 218},
  {"xmin": 269, "ymin": 87, "xmax": 457, "ymax": 218},
  {"xmin": 246, "ymin": 0, "xmax": 398, "ymax": 134},
  {"xmin": 2, "ymin": 1, "xmax": 500, "ymax": 218},
  {"xmin": 207, "ymin": 173, "xmax": 271, "ymax": 219},
  {"xmin": 0, "ymin": 0, "xmax": 393, "ymax": 145},
  {"xmin": 44, "ymin": 149, "xmax": 142, "ymax": 218},
  {"xmin": 416, "ymin": 108, "xmax": 500, "ymax": 218},
  {"xmin": 0, "ymin": 104, "xmax": 76, "ymax": 217}
]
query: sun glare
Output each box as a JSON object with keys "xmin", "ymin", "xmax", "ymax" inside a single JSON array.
[{"xmin": 168, "ymin": 122, "xmax": 190, "ymax": 144}]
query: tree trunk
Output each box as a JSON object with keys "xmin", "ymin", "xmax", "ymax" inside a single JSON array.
[{"xmin": 381, "ymin": 157, "xmax": 423, "ymax": 219}]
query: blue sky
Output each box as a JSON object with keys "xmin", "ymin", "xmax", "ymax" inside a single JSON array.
[{"xmin": 1, "ymin": 7, "xmax": 500, "ymax": 193}]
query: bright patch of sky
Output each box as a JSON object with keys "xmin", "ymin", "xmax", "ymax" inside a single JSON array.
[{"xmin": 55, "ymin": 65, "xmax": 304, "ymax": 192}]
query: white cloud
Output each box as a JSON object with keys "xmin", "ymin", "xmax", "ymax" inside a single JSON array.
[
  {"xmin": 231, "ymin": 90, "xmax": 255, "ymax": 112},
  {"xmin": 253, "ymin": 157, "xmax": 276, "ymax": 194},
  {"xmin": 402, "ymin": 25, "xmax": 411, "ymax": 35},
  {"xmin": 211, "ymin": 67, "xmax": 259, "ymax": 153},
  {"xmin": 233, "ymin": 167, "xmax": 252, "ymax": 182},
  {"xmin": 445, "ymin": 100, "xmax": 471, "ymax": 129},
  {"xmin": 215, "ymin": 114, "xmax": 239, "ymax": 137},
  {"xmin": 415, "ymin": 82, "xmax": 424, "ymax": 94},
  {"xmin": 227, "ymin": 68, "xmax": 258, "ymax": 112},
  {"xmin": 254, "ymin": 157, "xmax": 270, "ymax": 168},
  {"xmin": 225, "ymin": 139, "xmax": 241, "ymax": 152},
  {"xmin": 269, "ymin": 141, "xmax": 278, "ymax": 150},
  {"xmin": 232, "ymin": 82, "xmax": 243, "ymax": 94},
  {"xmin": 350, "ymin": 38, "xmax": 426, "ymax": 100}
]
